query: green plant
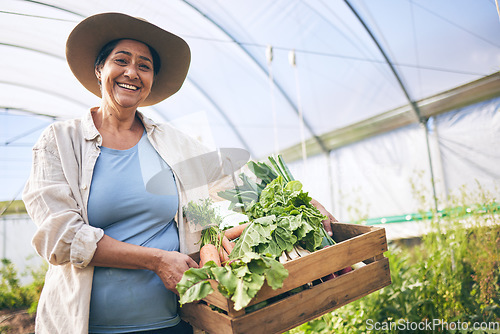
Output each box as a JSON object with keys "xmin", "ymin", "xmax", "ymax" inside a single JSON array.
[
  {"xmin": 341, "ymin": 186, "xmax": 371, "ymax": 224},
  {"xmin": 0, "ymin": 259, "xmax": 45, "ymax": 313},
  {"xmin": 184, "ymin": 198, "xmax": 223, "ymax": 248}
]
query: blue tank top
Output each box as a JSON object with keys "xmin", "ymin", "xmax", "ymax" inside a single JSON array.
[{"xmin": 87, "ymin": 131, "xmax": 180, "ymax": 333}]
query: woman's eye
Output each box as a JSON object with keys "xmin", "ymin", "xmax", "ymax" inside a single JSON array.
[
  {"xmin": 140, "ymin": 64, "xmax": 151, "ymax": 70},
  {"xmin": 114, "ymin": 58, "xmax": 127, "ymax": 65}
]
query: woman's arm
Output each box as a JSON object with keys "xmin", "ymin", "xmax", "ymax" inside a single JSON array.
[
  {"xmin": 89, "ymin": 235, "xmax": 198, "ymax": 293},
  {"xmin": 23, "ymin": 126, "xmax": 104, "ymax": 268}
]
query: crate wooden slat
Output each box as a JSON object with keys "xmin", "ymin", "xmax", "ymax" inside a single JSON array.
[
  {"xmin": 253, "ymin": 225, "xmax": 387, "ymax": 304},
  {"xmin": 180, "ymin": 222, "xmax": 391, "ymax": 334}
]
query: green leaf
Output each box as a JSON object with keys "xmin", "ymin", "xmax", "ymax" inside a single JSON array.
[
  {"xmin": 259, "ymin": 177, "xmax": 286, "ymax": 207},
  {"xmin": 232, "ymin": 272, "xmax": 266, "ymax": 311},
  {"xmin": 176, "ymin": 266, "xmax": 212, "ymax": 296},
  {"xmin": 229, "ymin": 216, "xmax": 277, "ymax": 258},
  {"xmin": 294, "ymin": 221, "xmax": 314, "ymax": 240},
  {"xmin": 268, "ymin": 156, "xmax": 287, "ymax": 181},
  {"xmin": 240, "ymin": 174, "xmax": 259, "ymax": 195},
  {"xmin": 269, "ymin": 206, "xmax": 286, "ymax": 217},
  {"xmin": 262, "ymin": 256, "xmax": 289, "ymax": 290},
  {"xmin": 184, "ymin": 198, "xmax": 223, "ymax": 229},
  {"xmin": 273, "ymin": 225, "xmax": 297, "ymax": 253},
  {"xmin": 232, "ymin": 262, "xmax": 253, "ymax": 279},
  {"xmin": 256, "ymin": 241, "xmax": 282, "ymax": 258},
  {"xmin": 277, "ymin": 154, "xmax": 295, "ymax": 181},
  {"xmin": 285, "ymin": 180, "xmax": 302, "ymax": 192},
  {"xmin": 178, "ymin": 280, "xmax": 214, "ymax": 305},
  {"xmin": 247, "ymin": 161, "xmax": 277, "ymax": 184},
  {"xmin": 211, "ymin": 266, "xmax": 238, "ymax": 298},
  {"xmin": 279, "ymin": 214, "xmax": 304, "ymax": 232},
  {"xmin": 246, "ymin": 257, "xmax": 269, "ymax": 275},
  {"xmin": 178, "ymin": 251, "xmax": 289, "ymax": 311},
  {"xmin": 300, "ymin": 229, "xmax": 324, "ymax": 252}
]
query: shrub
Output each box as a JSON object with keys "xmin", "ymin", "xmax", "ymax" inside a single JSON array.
[{"xmin": 0, "ymin": 258, "xmax": 46, "ymax": 313}]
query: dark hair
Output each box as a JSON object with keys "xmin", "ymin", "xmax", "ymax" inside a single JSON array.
[{"xmin": 94, "ymin": 39, "xmax": 161, "ymax": 76}]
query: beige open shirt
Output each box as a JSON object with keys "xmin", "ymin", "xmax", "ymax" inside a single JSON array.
[{"xmin": 23, "ymin": 109, "xmax": 237, "ymax": 334}]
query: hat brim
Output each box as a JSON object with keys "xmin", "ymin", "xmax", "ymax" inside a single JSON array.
[{"xmin": 66, "ymin": 12, "xmax": 191, "ymax": 106}]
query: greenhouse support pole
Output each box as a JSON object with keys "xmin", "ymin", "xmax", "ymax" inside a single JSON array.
[
  {"xmin": 2, "ymin": 218, "xmax": 5, "ymax": 259},
  {"xmin": 431, "ymin": 117, "xmax": 449, "ymax": 199},
  {"xmin": 266, "ymin": 45, "xmax": 279, "ymax": 155},
  {"xmin": 289, "ymin": 49, "xmax": 308, "ymax": 170},
  {"xmin": 344, "ymin": 0, "xmax": 439, "ymax": 212},
  {"xmin": 325, "ymin": 151, "xmax": 336, "ymax": 216},
  {"xmin": 422, "ymin": 119, "xmax": 439, "ymax": 211}
]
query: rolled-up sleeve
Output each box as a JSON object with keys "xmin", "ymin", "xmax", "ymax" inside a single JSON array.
[
  {"xmin": 23, "ymin": 128, "xmax": 104, "ymax": 268},
  {"xmin": 70, "ymin": 224, "xmax": 103, "ymax": 267}
]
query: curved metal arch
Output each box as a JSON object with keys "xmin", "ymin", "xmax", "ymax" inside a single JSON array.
[
  {"xmin": 0, "ymin": 80, "xmax": 90, "ymax": 108},
  {"xmin": 1, "ymin": 107, "xmax": 55, "ymax": 146},
  {"xmin": 151, "ymin": 78, "xmax": 255, "ymax": 156},
  {"xmin": 181, "ymin": 0, "xmax": 329, "ymax": 154},
  {"xmin": 0, "ymin": 42, "xmax": 64, "ymax": 60},
  {"xmin": 343, "ymin": 0, "xmax": 422, "ymax": 121},
  {"xmin": 344, "ymin": 0, "xmax": 438, "ymax": 210},
  {"xmin": 0, "ymin": 44, "xmax": 88, "ymax": 108},
  {"xmin": 0, "ymin": 106, "xmax": 58, "ymax": 120},
  {"xmin": 187, "ymin": 79, "xmax": 255, "ymax": 156},
  {"xmin": 20, "ymin": 0, "xmax": 85, "ymax": 18}
]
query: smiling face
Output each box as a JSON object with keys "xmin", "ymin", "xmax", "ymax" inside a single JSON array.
[{"xmin": 95, "ymin": 39, "xmax": 155, "ymax": 110}]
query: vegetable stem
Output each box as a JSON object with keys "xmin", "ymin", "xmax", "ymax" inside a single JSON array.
[
  {"xmin": 277, "ymin": 154, "xmax": 295, "ymax": 181},
  {"xmin": 320, "ymin": 227, "xmax": 336, "ymax": 246}
]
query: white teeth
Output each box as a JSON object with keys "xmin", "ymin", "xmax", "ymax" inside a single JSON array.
[{"xmin": 118, "ymin": 83, "xmax": 138, "ymax": 90}]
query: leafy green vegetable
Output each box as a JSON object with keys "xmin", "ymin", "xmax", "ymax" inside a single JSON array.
[
  {"xmin": 176, "ymin": 262, "xmax": 215, "ymax": 304},
  {"xmin": 229, "ymin": 216, "xmax": 276, "ymax": 258},
  {"xmin": 184, "ymin": 198, "xmax": 223, "ymax": 248},
  {"xmin": 243, "ymin": 176, "xmax": 327, "ymax": 252},
  {"xmin": 247, "ymin": 160, "xmax": 278, "ymax": 185},
  {"xmin": 222, "ymin": 155, "xmax": 336, "ymax": 257},
  {"xmin": 177, "ymin": 252, "xmax": 288, "ymax": 311},
  {"xmin": 217, "ymin": 154, "xmax": 292, "ymax": 212},
  {"xmin": 268, "ymin": 155, "xmax": 295, "ymax": 183},
  {"xmin": 178, "ymin": 155, "xmax": 335, "ymax": 311}
]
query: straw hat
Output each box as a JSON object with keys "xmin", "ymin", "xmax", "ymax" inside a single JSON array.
[{"xmin": 66, "ymin": 12, "xmax": 191, "ymax": 106}]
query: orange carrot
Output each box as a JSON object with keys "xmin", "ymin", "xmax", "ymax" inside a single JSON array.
[
  {"xmin": 221, "ymin": 235, "xmax": 235, "ymax": 254},
  {"xmin": 199, "ymin": 244, "xmax": 221, "ymax": 267},
  {"xmin": 219, "ymin": 247, "xmax": 230, "ymax": 265},
  {"xmin": 224, "ymin": 222, "xmax": 250, "ymax": 240}
]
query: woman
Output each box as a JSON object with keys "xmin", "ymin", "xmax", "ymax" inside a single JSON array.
[{"xmin": 23, "ymin": 12, "xmax": 222, "ymax": 334}]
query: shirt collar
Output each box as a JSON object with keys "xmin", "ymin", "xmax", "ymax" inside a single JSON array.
[
  {"xmin": 136, "ymin": 109, "xmax": 159, "ymax": 135},
  {"xmin": 82, "ymin": 108, "xmax": 100, "ymax": 143},
  {"xmin": 81, "ymin": 107, "xmax": 159, "ymax": 143}
]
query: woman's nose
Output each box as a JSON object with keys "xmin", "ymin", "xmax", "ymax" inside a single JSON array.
[{"xmin": 124, "ymin": 65, "xmax": 139, "ymax": 79}]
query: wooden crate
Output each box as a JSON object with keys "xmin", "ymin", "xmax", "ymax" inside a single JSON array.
[{"xmin": 179, "ymin": 222, "xmax": 391, "ymax": 334}]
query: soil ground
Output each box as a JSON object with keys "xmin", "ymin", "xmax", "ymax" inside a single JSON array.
[{"xmin": 0, "ymin": 309, "xmax": 35, "ymax": 334}]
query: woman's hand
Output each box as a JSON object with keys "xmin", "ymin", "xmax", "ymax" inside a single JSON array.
[
  {"xmin": 310, "ymin": 198, "xmax": 338, "ymax": 237},
  {"xmin": 152, "ymin": 250, "xmax": 199, "ymax": 294},
  {"xmin": 90, "ymin": 235, "xmax": 198, "ymax": 294}
]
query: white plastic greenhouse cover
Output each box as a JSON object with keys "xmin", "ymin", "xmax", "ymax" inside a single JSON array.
[{"xmin": 1, "ymin": 0, "xmax": 500, "ymax": 223}]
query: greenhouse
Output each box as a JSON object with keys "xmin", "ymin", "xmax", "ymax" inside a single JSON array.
[{"xmin": 0, "ymin": 1, "xmax": 499, "ymax": 333}]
